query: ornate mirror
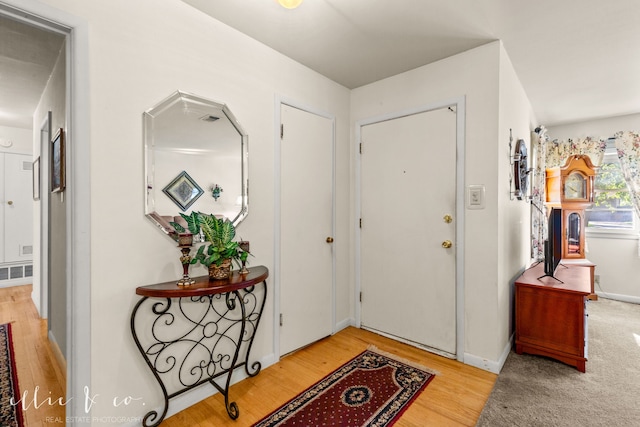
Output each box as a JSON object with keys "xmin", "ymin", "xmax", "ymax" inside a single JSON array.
[{"xmin": 144, "ymin": 91, "xmax": 248, "ymax": 240}]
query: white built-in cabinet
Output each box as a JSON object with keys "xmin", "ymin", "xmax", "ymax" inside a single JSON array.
[{"xmin": 0, "ymin": 152, "xmax": 33, "ymax": 285}]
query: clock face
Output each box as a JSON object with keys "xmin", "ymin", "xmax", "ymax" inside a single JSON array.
[{"xmin": 564, "ymin": 172, "xmax": 586, "ymax": 199}]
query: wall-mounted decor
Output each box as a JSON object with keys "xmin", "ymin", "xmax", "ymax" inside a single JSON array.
[
  {"xmin": 162, "ymin": 170, "xmax": 204, "ymax": 211},
  {"xmin": 513, "ymin": 138, "xmax": 530, "ymax": 200},
  {"xmin": 210, "ymin": 184, "xmax": 223, "ymax": 201},
  {"xmin": 32, "ymin": 157, "xmax": 40, "ymax": 201},
  {"xmin": 51, "ymin": 128, "xmax": 65, "ymax": 193},
  {"xmin": 143, "ymin": 90, "xmax": 249, "ymax": 241}
]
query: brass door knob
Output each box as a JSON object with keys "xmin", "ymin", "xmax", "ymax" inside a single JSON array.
[
  {"xmin": 326, "ymin": 237, "xmax": 334, "ymax": 243},
  {"xmin": 443, "ymin": 214, "xmax": 453, "ymax": 223},
  {"xmin": 7, "ymin": 201, "xmax": 13, "ymax": 205},
  {"xmin": 442, "ymin": 240, "xmax": 452, "ymax": 249}
]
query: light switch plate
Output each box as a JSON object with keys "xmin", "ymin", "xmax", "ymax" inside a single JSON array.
[{"xmin": 467, "ymin": 184, "xmax": 485, "ymax": 210}]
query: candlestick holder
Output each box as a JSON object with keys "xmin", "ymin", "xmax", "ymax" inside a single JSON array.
[
  {"xmin": 239, "ymin": 240, "xmax": 250, "ymax": 274},
  {"xmin": 177, "ymin": 233, "xmax": 196, "ymax": 286}
]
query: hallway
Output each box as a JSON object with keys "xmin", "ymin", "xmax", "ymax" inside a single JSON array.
[{"xmin": 0, "ymin": 285, "xmax": 65, "ymax": 426}]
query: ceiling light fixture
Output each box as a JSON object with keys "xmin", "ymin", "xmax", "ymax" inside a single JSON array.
[{"xmin": 277, "ymin": 0, "xmax": 303, "ymax": 9}]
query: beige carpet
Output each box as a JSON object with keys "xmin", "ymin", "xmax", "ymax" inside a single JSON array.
[{"xmin": 477, "ymin": 298, "xmax": 640, "ymax": 426}]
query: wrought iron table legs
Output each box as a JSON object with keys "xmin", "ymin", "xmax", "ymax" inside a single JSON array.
[{"xmin": 130, "ymin": 282, "xmax": 267, "ymax": 426}]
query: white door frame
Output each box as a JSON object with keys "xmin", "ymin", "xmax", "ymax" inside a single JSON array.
[
  {"xmin": 273, "ymin": 95, "xmax": 336, "ymax": 361},
  {"xmin": 0, "ymin": 1, "xmax": 91, "ymax": 422},
  {"xmin": 355, "ymin": 96, "xmax": 466, "ymax": 362}
]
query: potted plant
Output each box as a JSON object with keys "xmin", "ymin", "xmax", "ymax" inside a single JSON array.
[{"xmin": 170, "ymin": 212, "xmax": 249, "ymax": 280}]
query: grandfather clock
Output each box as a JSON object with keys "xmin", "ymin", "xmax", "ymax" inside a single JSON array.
[{"xmin": 545, "ymin": 154, "xmax": 596, "ymax": 259}]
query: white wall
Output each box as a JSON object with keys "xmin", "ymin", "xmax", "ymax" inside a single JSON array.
[
  {"xmin": 351, "ymin": 41, "xmax": 535, "ymax": 372},
  {"xmin": 547, "ymin": 113, "xmax": 640, "ymax": 302},
  {"xmin": 19, "ymin": 0, "xmax": 353, "ymax": 423},
  {"xmin": 547, "ymin": 112, "xmax": 640, "ymax": 140},
  {"xmin": 496, "ymin": 43, "xmax": 537, "ymax": 364},
  {"xmin": 0, "ymin": 126, "xmax": 32, "ymax": 153}
]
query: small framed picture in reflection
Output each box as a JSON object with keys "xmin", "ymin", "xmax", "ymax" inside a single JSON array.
[{"xmin": 51, "ymin": 128, "xmax": 65, "ymax": 193}]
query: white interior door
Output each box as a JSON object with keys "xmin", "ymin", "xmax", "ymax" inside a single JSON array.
[
  {"xmin": 280, "ymin": 103, "xmax": 334, "ymax": 356},
  {"xmin": 360, "ymin": 106, "xmax": 457, "ymax": 356},
  {"xmin": 3, "ymin": 153, "xmax": 33, "ymax": 263}
]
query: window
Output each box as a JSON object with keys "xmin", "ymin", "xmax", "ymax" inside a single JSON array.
[{"xmin": 586, "ymin": 141, "xmax": 639, "ymax": 234}]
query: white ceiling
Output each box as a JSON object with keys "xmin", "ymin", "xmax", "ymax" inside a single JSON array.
[
  {"xmin": 0, "ymin": 14, "xmax": 64, "ymax": 129},
  {"xmin": 183, "ymin": 0, "xmax": 640, "ymax": 126},
  {"xmin": 1, "ymin": 1, "xmax": 639, "ymax": 129}
]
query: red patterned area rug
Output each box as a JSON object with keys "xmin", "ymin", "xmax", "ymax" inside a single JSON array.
[
  {"xmin": 0, "ymin": 323, "xmax": 24, "ymax": 427},
  {"xmin": 253, "ymin": 346, "xmax": 436, "ymax": 427}
]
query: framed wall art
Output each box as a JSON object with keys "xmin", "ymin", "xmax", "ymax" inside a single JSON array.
[
  {"xmin": 162, "ymin": 170, "xmax": 204, "ymax": 211},
  {"xmin": 51, "ymin": 128, "xmax": 65, "ymax": 193}
]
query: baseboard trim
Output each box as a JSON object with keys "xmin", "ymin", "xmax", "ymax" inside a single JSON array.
[
  {"xmin": 119, "ymin": 352, "xmax": 276, "ymax": 427},
  {"xmin": 0, "ymin": 278, "xmax": 32, "ymax": 288},
  {"xmin": 48, "ymin": 330, "xmax": 67, "ymax": 378},
  {"xmin": 464, "ymin": 333, "xmax": 513, "ymax": 374},
  {"xmin": 335, "ymin": 317, "xmax": 353, "ymax": 332},
  {"xmin": 596, "ymin": 292, "xmax": 640, "ymax": 304}
]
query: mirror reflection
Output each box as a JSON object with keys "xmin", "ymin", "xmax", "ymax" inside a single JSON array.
[{"xmin": 144, "ymin": 91, "xmax": 248, "ymax": 240}]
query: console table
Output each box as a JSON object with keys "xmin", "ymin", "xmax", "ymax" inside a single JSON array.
[
  {"xmin": 515, "ymin": 262, "xmax": 590, "ymax": 372},
  {"xmin": 130, "ymin": 266, "xmax": 268, "ymax": 426}
]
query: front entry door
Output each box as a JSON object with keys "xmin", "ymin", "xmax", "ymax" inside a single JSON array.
[
  {"xmin": 360, "ymin": 106, "xmax": 457, "ymax": 356},
  {"xmin": 279, "ymin": 104, "xmax": 334, "ymax": 356}
]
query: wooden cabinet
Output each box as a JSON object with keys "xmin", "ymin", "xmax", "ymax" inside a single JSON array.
[{"xmin": 515, "ymin": 262, "xmax": 591, "ymax": 372}]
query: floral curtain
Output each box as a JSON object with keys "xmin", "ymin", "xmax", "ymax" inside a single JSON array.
[
  {"xmin": 530, "ymin": 126, "xmax": 548, "ymax": 261},
  {"xmin": 545, "ymin": 136, "xmax": 607, "ymax": 168},
  {"xmin": 614, "ymin": 131, "xmax": 640, "ymax": 221}
]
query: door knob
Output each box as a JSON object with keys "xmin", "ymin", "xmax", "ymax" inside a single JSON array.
[
  {"xmin": 326, "ymin": 237, "xmax": 334, "ymax": 243},
  {"xmin": 7, "ymin": 201, "xmax": 13, "ymax": 205},
  {"xmin": 442, "ymin": 240, "xmax": 452, "ymax": 249},
  {"xmin": 443, "ymin": 214, "xmax": 453, "ymax": 223}
]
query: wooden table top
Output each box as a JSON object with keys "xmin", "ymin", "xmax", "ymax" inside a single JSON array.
[
  {"xmin": 515, "ymin": 262, "xmax": 591, "ymax": 295},
  {"xmin": 136, "ymin": 265, "xmax": 269, "ymax": 298}
]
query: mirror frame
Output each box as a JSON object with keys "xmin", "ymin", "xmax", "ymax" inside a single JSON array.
[{"xmin": 144, "ymin": 90, "xmax": 248, "ymax": 240}]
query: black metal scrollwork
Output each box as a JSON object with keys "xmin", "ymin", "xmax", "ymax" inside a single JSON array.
[{"xmin": 130, "ymin": 281, "xmax": 267, "ymax": 426}]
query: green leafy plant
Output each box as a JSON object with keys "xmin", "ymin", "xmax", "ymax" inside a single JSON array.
[{"xmin": 170, "ymin": 212, "xmax": 249, "ymax": 268}]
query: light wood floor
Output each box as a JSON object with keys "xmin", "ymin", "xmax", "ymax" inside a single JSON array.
[
  {"xmin": 164, "ymin": 328, "xmax": 497, "ymax": 426},
  {"xmin": 0, "ymin": 284, "xmax": 65, "ymax": 427},
  {"xmin": 1, "ymin": 285, "xmax": 496, "ymax": 426}
]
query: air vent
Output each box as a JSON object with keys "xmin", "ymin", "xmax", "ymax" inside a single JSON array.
[
  {"xmin": 21, "ymin": 245, "xmax": 33, "ymax": 256},
  {"xmin": 0, "ymin": 268, "xmax": 8, "ymax": 280},
  {"xmin": 199, "ymin": 115, "xmax": 220, "ymax": 122},
  {"xmin": 10, "ymin": 266, "xmax": 23, "ymax": 279},
  {"xmin": 25, "ymin": 265, "xmax": 33, "ymax": 277}
]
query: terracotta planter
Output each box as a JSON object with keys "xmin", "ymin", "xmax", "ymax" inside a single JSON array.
[{"xmin": 209, "ymin": 258, "xmax": 232, "ymax": 280}]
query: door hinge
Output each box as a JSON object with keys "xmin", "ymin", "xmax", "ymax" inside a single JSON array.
[
  {"xmin": 359, "ymin": 218, "xmax": 362, "ymax": 228},
  {"xmin": 359, "ymin": 142, "xmax": 363, "ymax": 154},
  {"xmin": 279, "ymin": 313, "xmax": 283, "ymax": 326},
  {"xmin": 280, "ymin": 124, "xmax": 284, "ymax": 139},
  {"xmin": 359, "ymin": 292, "xmax": 362, "ymax": 302}
]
